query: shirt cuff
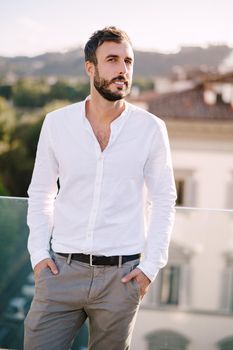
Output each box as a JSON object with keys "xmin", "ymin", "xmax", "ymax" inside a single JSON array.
[
  {"xmin": 30, "ymin": 249, "xmax": 51, "ymax": 270},
  {"xmin": 137, "ymin": 260, "xmax": 160, "ymax": 283}
]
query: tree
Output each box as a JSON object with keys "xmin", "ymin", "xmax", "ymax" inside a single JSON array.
[
  {"xmin": 0, "ymin": 100, "xmax": 69, "ymax": 196},
  {"xmin": 12, "ymin": 79, "xmax": 50, "ymax": 107},
  {"xmin": 0, "ymin": 84, "xmax": 13, "ymax": 100},
  {"xmin": 49, "ymin": 80, "xmax": 77, "ymax": 101}
]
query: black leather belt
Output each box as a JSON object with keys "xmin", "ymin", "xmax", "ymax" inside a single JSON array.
[{"xmin": 56, "ymin": 252, "xmax": 141, "ymax": 266}]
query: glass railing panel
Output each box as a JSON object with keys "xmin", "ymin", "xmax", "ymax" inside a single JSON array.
[
  {"xmin": 0, "ymin": 197, "xmax": 233, "ymax": 350},
  {"xmin": 135, "ymin": 207, "xmax": 233, "ymax": 350},
  {"xmin": 0, "ymin": 197, "xmax": 87, "ymax": 350}
]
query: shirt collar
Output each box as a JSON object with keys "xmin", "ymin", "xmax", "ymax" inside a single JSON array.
[{"xmin": 81, "ymin": 95, "xmax": 130, "ymax": 131}]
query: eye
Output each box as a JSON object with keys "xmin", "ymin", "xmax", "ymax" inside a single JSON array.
[
  {"xmin": 107, "ymin": 57, "xmax": 116, "ymax": 62},
  {"xmin": 125, "ymin": 59, "xmax": 133, "ymax": 65}
]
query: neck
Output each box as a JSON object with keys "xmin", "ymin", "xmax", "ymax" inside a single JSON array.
[{"xmin": 86, "ymin": 89, "xmax": 126, "ymax": 125}]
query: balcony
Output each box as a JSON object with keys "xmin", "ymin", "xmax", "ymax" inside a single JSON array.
[{"xmin": 0, "ymin": 196, "xmax": 232, "ymax": 350}]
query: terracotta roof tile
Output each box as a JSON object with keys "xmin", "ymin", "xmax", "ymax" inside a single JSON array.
[{"xmin": 147, "ymin": 86, "xmax": 233, "ymax": 121}]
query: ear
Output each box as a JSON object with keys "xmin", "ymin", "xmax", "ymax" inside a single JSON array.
[{"xmin": 85, "ymin": 61, "xmax": 95, "ymax": 77}]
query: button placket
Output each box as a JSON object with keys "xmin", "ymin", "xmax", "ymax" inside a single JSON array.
[
  {"xmin": 82, "ymin": 105, "xmax": 131, "ymax": 252},
  {"xmin": 84, "ymin": 155, "xmax": 104, "ymax": 250}
]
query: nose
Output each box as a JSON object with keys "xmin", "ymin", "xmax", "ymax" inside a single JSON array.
[{"xmin": 118, "ymin": 60, "xmax": 128, "ymax": 75}]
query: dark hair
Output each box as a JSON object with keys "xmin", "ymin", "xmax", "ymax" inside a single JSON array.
[{"xmin": 84, "ymin": 26, "xmax": 132, "ymax": 64}]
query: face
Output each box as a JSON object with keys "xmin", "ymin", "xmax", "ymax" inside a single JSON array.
[{"xmin": 89, "ymin": 40, "xmax": 134, "ymax": 101}]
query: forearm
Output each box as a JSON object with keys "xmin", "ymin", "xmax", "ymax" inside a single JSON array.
[
  {"xmin": 138, "ymin": 195, "xmax": 176, "ymax": 282},
  {"xmin": 139, "ymin": 120, "xmax": 177, "ymax": 282},
  {"xmin": 27, "ymin": 190, "xmax": 55, "ymax": 268},
  {"xmin": 27, "ymin": 114, "xmax": 58, "ymax": 269}
]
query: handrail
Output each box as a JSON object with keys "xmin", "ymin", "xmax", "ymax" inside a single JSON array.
[
  {"xmin": 175, "ymin": 206, "xmax": 233, "ymax": 213},
  {"xmin": 0, "ymin": 196, "xmax": 233, "ymax": 212}
]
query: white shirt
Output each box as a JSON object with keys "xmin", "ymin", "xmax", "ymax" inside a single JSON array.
[{"xmin": 27, "ymin": 98, "xmax": 177, "ymax": 282}]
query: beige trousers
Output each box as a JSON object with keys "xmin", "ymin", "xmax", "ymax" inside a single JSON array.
[{"xmin": 24, "ymin": 252, "xmax": 141, "ymax": 350}]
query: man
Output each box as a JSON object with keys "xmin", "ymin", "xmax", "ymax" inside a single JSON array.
[{"xmin": 24, "ymin": 27, "xmax": 177, "ymax": 350}]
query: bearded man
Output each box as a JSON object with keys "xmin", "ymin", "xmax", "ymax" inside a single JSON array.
[{"xmin": 24, "ymin": 26, "xmax": 177, "ymax": 350}]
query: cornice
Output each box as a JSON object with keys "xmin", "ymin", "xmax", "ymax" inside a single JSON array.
[{"xmin": 165, "ymin": 119, "xmax": 233, "ymax": 140}]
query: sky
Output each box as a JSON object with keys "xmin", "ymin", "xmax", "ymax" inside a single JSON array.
[{"xmin": 0, "ymin": 0, "xmax": 233, "ymax": 57}]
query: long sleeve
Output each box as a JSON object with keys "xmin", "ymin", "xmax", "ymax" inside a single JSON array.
[
  {"xmin": 138, "ymin": 120, "xmax": 177, "ymax": 282},
  {"xmin": 27, "ymin": 115, "xmax": 59, "ymax": 269}
]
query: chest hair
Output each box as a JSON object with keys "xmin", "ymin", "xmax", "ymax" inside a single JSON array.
[{"xmin": 93, "ymin": 124, "xmax": 111, "ymax": 151}]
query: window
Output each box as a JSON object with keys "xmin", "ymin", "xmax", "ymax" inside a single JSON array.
[
  {"xmin": 226, "ymin": 173, "xmax": 233, "ymax": 209},
  {"xmin": 217, "ymin": 336, "xmax": 233, "ymax": 350},
  {"xmin": 175, "ymin": 179, "xmax": 185, "ymax": 206},
  {"xmin": 159, "ymin": 265, "xmax": 180, "ymax": 305},
  {"xmin": 220, "ymin": 252, "xmax": 233, "ymax": 313},
  {"xmin": 174, "ymin": 170, "xmax": 196, "ymax": 207},
  {"xmin": 146, "ymin": 330, "xmax": 189, "ymax": 350},
  {"xmin": 145, "ymin": 242, "xmax": 192, "ymax": 308}
]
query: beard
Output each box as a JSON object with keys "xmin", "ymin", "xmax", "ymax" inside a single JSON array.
[{"xmin": 93, "ymin": 66, "xmax": 131, "ymax": 101}]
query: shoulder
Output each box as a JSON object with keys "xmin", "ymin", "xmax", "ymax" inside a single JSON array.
[
  {"xmin": 45, "ymin": 101, "xmax": 84, "ymax": 126},
  {"xmin": 127, "ymin": 102, "xmax": 166, "ymax": 132}
]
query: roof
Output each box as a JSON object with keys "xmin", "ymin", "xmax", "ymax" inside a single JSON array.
[
  {"xmin": 147, "ymin": 85, "xmax": 233, "ymax": 121},
  {"xmin": 201, "ymin": 71, "xmax": 233, "ymax": 84}
]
